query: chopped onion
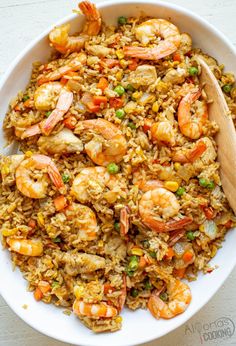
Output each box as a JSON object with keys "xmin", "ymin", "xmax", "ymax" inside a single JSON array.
[{"xmin": 202, "ymin": 220, "xmax": 218, "ymax": 240}]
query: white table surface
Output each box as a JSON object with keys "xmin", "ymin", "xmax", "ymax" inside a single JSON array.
[{"xmin": 1, "ymin": 0, "xmax": 236, "ymax": 345}]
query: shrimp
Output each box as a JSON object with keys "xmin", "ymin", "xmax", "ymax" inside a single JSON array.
[
  {"xmin": 178, "ymin": 89, "xmax": 208, "ymax": 139},
  {"xmin": 65, "ymin": 203, "xmax": 98, "ymax": 241},
  {"xmin": 139, "ymin": 188, "xmax": 192, "ymax": 232},
  {"xmin": 73, "ymin": 299, "xmax": 118, "ymax": 318},
  {"xmin": 15, "ymin": 154, "xmax": 64, "ymax": 199},
  {"xmin": 22, "ymin": 88, "xmax": 73, "ymax": 138},
  {"xmin": 172, "ymin": 139, "xmax": 207, "ymax": 163},
  {"xmin": 49, "ymin": 1, "xmax": 101, "ymax": 54},
  {"xmin": 37, "ymin": 128, "xmax": 83, "ymax": 155},
  {"xmin": 76, "ymin": 119, "xmax": 127, "ymax": 166},
  {"xmin": 148, "ymin": 279, "xmax": 191, "ymax": 319},
  {"xmin": 151, "ymin": 121, "xmax": 176, "ymax": 146},
  {"xmin": 71, "ymin": 166, "xmax": 119, "ymax": 204},
  {"xmin": 38, "ymin": 53, "xmax": 87, "ymax": 85},
  {"xmin": 138, "ymin": 179, "xmax": 164, "ymax": 192},
  {"xmin": 7, "ymin": 238, "xmax": 43, "ymax": 256},
  {"xmin": 124, "ymin": 19, "xmax": 180, "ymax": 60}
]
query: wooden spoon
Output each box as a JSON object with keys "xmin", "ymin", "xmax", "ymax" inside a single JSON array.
[{"xmin": 197, "ymin": 56, "xmax": 236, "ymax": 214}]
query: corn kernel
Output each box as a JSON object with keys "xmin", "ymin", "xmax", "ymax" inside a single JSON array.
[
  {"xmin": 25, "ymin": 151, "xmax": 33, "ymax": 157},
  {"xmin": 115, "ymin": 71, "xmax": 123, "ymax": 81},
  {"xmin": 98, "ymin": 240, "xmax": 104, "ymax": 247},
  {"xmin": 211, "ymin": 245, "xmax": 217, "ymax": 258},
  {"xmin": 74, "ymin": 285, "xmax": 84, "ymax": 299},
  {"xmin": 164, "ymin": 181, "xmax": 179, "ymax": 192},
  {"xmin": 132, "ymin": 91, "xmax": 142, "ymax": 100},
  {"xmin": 1, "ymin": 165, "xmax": 10, "ymax": 175},
  {"xmin": 199, "ymin": 224, "xmax": 205, "ymax": 232},
  {"xmin": 152, "ymin": 101, "xmax": 159, "ymax": 112},
  {"xmin": 37, "ymin": 212, "xmax": 45, "ymax": 227},
  {"xmin": 1, "ymin": 228, "xmax": 17, "ymax": 236},
  {"xmin": 115, "ymin": 316, "xmax": 123, "ymax": 323},
  {"xmin": 156, "ymin": 81, "xmax": 168, "ymax": 93},
  {"xmin": 131, "ymin": 247, "xmax": 144, "ymax": 256},
  {"xmin": 120, "ymin": 59, "xmax": 128, "ymax": 69},
  {"xmin": 116, "ymin": 49, "xmax": 125, "ymax": 60},
  {"xmin": 174, "ymin": 162, "xmax": 181, "ymax": 171}
]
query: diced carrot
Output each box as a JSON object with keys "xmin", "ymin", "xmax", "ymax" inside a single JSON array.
[
  {"xmin": 109, "ymin": 97, "xmax": 124, "ymax": 109},
  {"xmin": 142, "ymin": 119, "xmax": 153, "ymax": 133},
  {"xmin": 60, "ymin": 71, "xmax": 78, "ymax": 84},
  {"xmin": 63, "ymin": 115, "xmax": 77, "ymax": 130},
  {"xmin": 54, "ymin": 195, "xmax": 68, "ymax": 211},
  {"xmin": 14, "ymin": 104, "xmax": 21, "ymax": 111},
  {"xmin": 97, "ymin": 77, "xmax": 108, "ymax": 92},
  {"xmin": 139, "ymin": 256, "xmax": 147, "ymax": 269},
  {"xmin": 128, "ymin": 59, "xmax": 138, "ymax": 71},
  {"xmin": 93, "ymin": 96, "xmax": 108, "ymax": 106},
  {"xmin": 24, "ymin": 98, "xmax": 34, "ymax": 108},
  {"xmin": 38, "ymin": 280, "xmax": 51, "ymax": 294},
  {"xmin": 103, "ymin": 59, "xmax": 120, "ymax": 68},
  {"xmin": 224, "ymin": 220, "xmax": 233, "ymax": 229},
  {"xmin": 165, "ymin": 247, "xmax": 175, "ymax": 260},
  {"xmin": 203, "ymin": 206, "xmax": 214, "ymax": 220},
  {"xmin": 182, "ymin": 251, "xmax": 194, "ymax": 263},
  {"xmin": 103, "ymin": 282, "xmax": 115, "ymax": 294},
  {"xmin": 173, "ymin": 52, "xmax": 182, "ymax": 62},
  {"xmin": 34, "ymin": 287, "xmax": 43, "ymax": 301},
  {"xmin": 28, "ymin": 219, "xmax": 36, "ymax": 229},
  {"xmin": 173, "ymin": 267, "xmax": 186, "ymax": 279},
  {"xmin": 86, "ymin": 102, "xmax": 100, "ymax": 113}
]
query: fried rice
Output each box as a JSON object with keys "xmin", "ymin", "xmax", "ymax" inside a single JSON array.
[{"xmin": 0, "ymin": 1, "xmax": 236, "ymax": 333}]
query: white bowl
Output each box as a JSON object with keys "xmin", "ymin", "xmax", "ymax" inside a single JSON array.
[{"xmin": 0, "ymin": 1, "xmax": 236, "ymax": 345}]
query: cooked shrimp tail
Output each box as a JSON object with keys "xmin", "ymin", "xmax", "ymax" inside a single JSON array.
[
  {"xmin": 40, "ymin": 89, "xmax": 73, "ymax": 135},
  {"xmin": 49, "ymin": 1, "xmax": 101, "ymax": 54},
  {"xmin": 148, "ymin": 279, "xmax": 191, "ymax": 319},
  {"xmin": 7, "ymin": 238, "xmax": 43, "ymax": 256},
  {"xmin": 73, "ymin": 300, "xmax": 118, "ymax": 318},
  {"xmin": 172, "ymin": 140, "xmax": 207, "ymax": 163},
  {"xmin": 124, "ymin": 19, "xmax": 180, "ymax": 61},
  {"xmin": 178, "ymin": 88, "xmax": 208, "ymax": 139}
]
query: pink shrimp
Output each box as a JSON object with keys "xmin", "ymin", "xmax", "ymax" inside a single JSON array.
[
  {"xmin": 124, "ymin": 19, "xmax": 180, "ymax": 60},
  {"xmin": 49, "ymin": 1, "xmax": 101, "ymax": 54},
  {"xmin": 21, "ymin": 88, "xmax": 73, "ymax": 138},
  {"xmin": 178, "ymin": 89, "xmax": 208, "ymax": 139},
  {"xmin": 15, "ymin": 154, "xmax": 64, "ymax": 198},
  {"xmin": 139, "ymin": 188, "xmax": 192, "ymax": 232},
  {"xmin": 73, "ymin": 300, "xmax": 118, "ymax": 318}
]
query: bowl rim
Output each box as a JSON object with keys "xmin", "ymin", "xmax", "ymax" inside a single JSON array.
[{"xmin": 0, "ymin": 1, "xmax": 236, "ymax": 345}]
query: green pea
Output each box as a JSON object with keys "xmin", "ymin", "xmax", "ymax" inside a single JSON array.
[
  {"xmin": 128, "ymin": 256, "xmax": 139, "ymax": 271},
  {"xmin": 126, "ymin": 84, "xmax": 135, "ymax": 92},
  {"xmin": 130, "ymin": 288, "xmax": 139, "ymax": 298},
  {"xmin": 62, "ymin": 173, "xmax": 70, "ymax": 183},
  {"xmin": 22, "ymin": 95, "xmax": 30, "ymax": 102},
  {"xmin": 53, "ymin": 236, "xmax": 61, "ymax": 243},
  {"xmin": 199, "ymin": 178, "xmax": 208, "ymax": 187},
  {"xmin": 189, "ymin": 67, "xmax": 199, "ymax": 76},
  {"xmin": 144, "ymin": 278, "xmax": 152, "ymax": 290},
  {"xmin": 222, "ymin": 84, "xmax": 233, "ymax": 93},
  {"xmin": 52, "ymin": 281, "xmax": 60, "ymax": 289},
  {"xmin": 126, "ymin": 269, "xmax": 134, "ymax": 277},
  {"xmin": 149, "ymin": 251, "xmax": 156, "ymax": 259},
  {"xmin": 160, "ymin": 292, "xmax": 168, "ymax": 301},
  {"xmin": 114, "ymin": 85, "xmax": 125, "ymax": 96},
  {"xmin": 118, "ymin": 16, "xmax": 127, "ymax": 25},
  {"xmin": 114, "ymin": 222, "xmax": 120, "ymax": 232},
  {"xmin": 115, "ymin": 109, "xmax": 125, "ymax": 119},
  {"xmin": 176, "ymin": 187, "xmax": 185, "ymax": 196},
  {"xmin": 107, "ymin": 163, "xmax": 119, "ymax": 174},
  {"xmin": 45, "ymin": 111, "xmax": 52, "ymax": 117},
  {"xmin": 207, "ymin": 181, "xmax": 215, "ymax": 190},
  {"xmin": 187, "ymin": 231, "xmax": 195, "ymax": 241},
  {"xmin": 127, "ymin": 122, "xmax": 136, "ymax": 130}
]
